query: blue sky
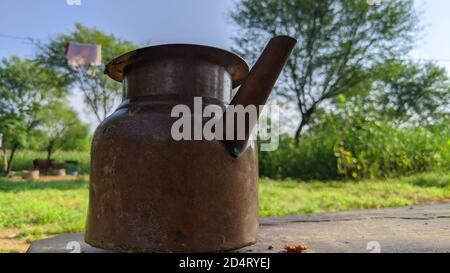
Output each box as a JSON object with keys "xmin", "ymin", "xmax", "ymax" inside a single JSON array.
[
  {"xmin": 0, "ymin": 0, "xmax": 238, "ymax": 57},
  {"xmin": 0, "ymin": 0, "xmax": 449, "ymax": 127}
]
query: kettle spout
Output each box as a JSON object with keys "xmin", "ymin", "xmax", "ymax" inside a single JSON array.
[{"xmin": 220, "ymin": 35, "xmax": 297, "ymax": 158}]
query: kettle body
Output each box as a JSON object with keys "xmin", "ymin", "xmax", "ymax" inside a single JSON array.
[
  {"xmin": 85, "ymin": 45, "xmax": 259, "ymax": 252},
  {"xmin": 85, "ymin": 37, "xmax": 296, "ymax": 252}
]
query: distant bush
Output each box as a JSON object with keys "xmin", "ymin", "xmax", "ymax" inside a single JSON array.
[
  {"xmin": 7, "ymin": 150, "xmax": 90, "ymax": 174},
  {"xmin": 259, "ymin": 134, "xmax": 337, "ymax": 180},
  {"xmin": 259, "ymin": 119, "xmax": 450, "ymax": 180},
  {"xmin": 6, "ymin": 119, "xmax": 449, "ymax": 180}
]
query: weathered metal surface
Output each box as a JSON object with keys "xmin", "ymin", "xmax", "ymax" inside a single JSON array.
[
  {"xmin": 86, "ymin": 37, "xmax": 296, "ymax": 252},
  {"xmin": 104, "ymin": 44, "xmax": 249, "ymax": 88}
]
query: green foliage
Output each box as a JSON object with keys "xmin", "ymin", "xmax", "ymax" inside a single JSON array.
[
  {"xmin": 60, "ymin": 126, "xmax": 91, "ymax": 152},
  {"xmin": 259, "ymin": 134, "xmax": 337, "ymax": 180},
  {"xmin": 0, "ymin": 56, "xmax": 67, "ymax": 147},
  {"xmin": 36, "ymin": 23, "xmax": 135, "ymax": 79},
  {"xmin": 35, "ymin": 23, "xmax": 136, "ymax": 122},
  {"xmin": 259, "ymin": 110, "xmax": 450, "ymax": 180},
  {"xmin": 231, "ymin": 0, "xmax": 418, "ymax": 139},
  {"xmin": 8, "ymin": 150, "xmax": 90, "ymax": 174},
  {"xmin": 34, "ymin": 103, "xmax": 90, "ymax": 160},
  {"xmin": 372, "ymin": 60, "xmax": 450, "ymax": 124},
  {"xmin": 0, "ymin": 56, "xmax": 68, "ymax": 172}
]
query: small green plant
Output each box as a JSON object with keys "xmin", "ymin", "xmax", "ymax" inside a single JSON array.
[{"xmin": 334, "ymin": 143, "xmax": 361, "ymax": 179}]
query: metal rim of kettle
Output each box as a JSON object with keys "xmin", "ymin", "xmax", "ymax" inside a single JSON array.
[{"xmin": 104, "ymin": 43, "xmax": 250, "ymax": 88}]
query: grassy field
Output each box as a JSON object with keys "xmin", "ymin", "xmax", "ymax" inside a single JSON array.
[
  {"xmin": 260, "ymin": 172, "xmax": 450, "ymax": 216},
  {"xmin": 0, "ymin": 172, "xmax": 449, "ymax": 252}
]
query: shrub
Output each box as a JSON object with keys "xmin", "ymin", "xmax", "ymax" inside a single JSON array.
[{"xmin": 259, "ymin": 120, "xmax": 450, "ymax": 180}]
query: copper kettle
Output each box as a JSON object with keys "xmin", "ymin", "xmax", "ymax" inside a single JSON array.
[{"xmin": 85, "ymin": 36, "xmax": 296, "ymax": 252}]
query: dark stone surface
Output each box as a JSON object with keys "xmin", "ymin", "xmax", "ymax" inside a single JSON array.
[{"xmin": 27, "ymin": 203, "xmax": 450, "ymax": 253}]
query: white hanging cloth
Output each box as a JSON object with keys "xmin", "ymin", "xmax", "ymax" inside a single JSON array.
[{"xmin": 65, "ymin": 42, "xmax": 102, "ymax": 69}]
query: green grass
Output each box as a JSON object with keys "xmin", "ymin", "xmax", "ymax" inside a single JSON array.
[
  {"xmin": 259, "ymin": 172, "xmax": 450, "ymax": 216},
  {"xmin": 0, "ymin": 179, "xmax": 88, "ymax": 244},
  {"xmin": 0, "ymin": 172, "xmax": 449, "ymax": 252}
]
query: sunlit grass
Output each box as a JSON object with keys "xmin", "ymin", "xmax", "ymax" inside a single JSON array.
[
  {"xmin": 0, "ymin": 179, "xmax": 88, "ymax": 244},
  {"xmin": 0, "ymin": 172, "xmax": 449, "ymax": 252},
  {"xmin": 259, "ymin": 172, "xmax": 450, "ymax": 216}
]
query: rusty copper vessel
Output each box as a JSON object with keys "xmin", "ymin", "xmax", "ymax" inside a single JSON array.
[{"xmin": 85, "ymin": 36, "xmax": 296, "ymax": 252}]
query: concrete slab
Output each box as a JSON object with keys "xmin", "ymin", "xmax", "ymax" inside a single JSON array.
[{"xmin": 27, "ymin": 203, "xmax": 450, "ymax": 253}]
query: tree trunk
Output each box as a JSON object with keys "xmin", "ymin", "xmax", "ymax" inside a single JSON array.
[
  {"xmin": 294, "ymin": 121, "xmax": 305, "ymax": 144},
  {"xmin": 294, "ymin": 114, "xmax": 310, "ymax": 145},
  {"xmin": 6, "ymin": 144, "xmax": 18, "ymax": 174},
  {"xmin": 46, "ymin": 143, "xmax": 55, "ymax": 161},
  {"xmin": 2, "ymin": 147, "xmax": 7, "ymax": 174},
  {"xmin": 294, "ymin": 105, "xmax": 316, "ymax": 145}
]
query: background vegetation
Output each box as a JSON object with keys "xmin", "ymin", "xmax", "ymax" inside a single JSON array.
[
  {"xmin": 0, "ymin": 0, "xmax": 449, "ymax": 253},
  {"xmin": 7, "ymin": 150, "xmax": 90, "ymax": 174},
  {"xmin": 259, "ymin": 103, "xmax": 450, "ymax": 180}
]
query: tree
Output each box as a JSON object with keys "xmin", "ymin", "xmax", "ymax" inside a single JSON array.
[
  {"xmin": 35, "ymin": 23, "xmax": 136, "ymax": 123},
  {"xmin": 35, "ymin": 103, "xmax": 90, "ymax": 161},
  {"xmin": 372, "ymin": 60, "xmax": 450, "ymax": 124},
  {"xmin": 0, "ymin": 56, "xmax": 67, "ymax": 173},
  {"xmin": 231, "ymin": 0, "xmax": 418, "ymax": 141}
]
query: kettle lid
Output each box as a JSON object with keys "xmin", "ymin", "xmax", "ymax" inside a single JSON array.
[{"xmin": 105, "ymin": 44, "xmax": 249, "ymax": 88}]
